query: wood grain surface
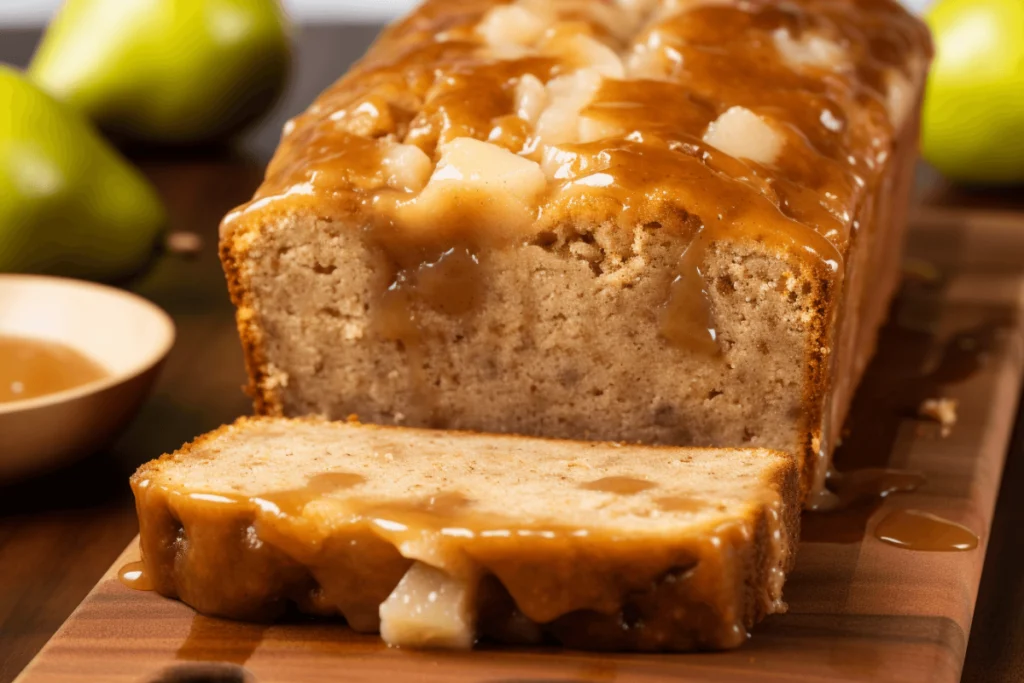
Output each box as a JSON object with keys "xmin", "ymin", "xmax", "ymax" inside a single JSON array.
[{"xmin": 3, "ymin": 25, "xmax": 1024, "ymax": 683}]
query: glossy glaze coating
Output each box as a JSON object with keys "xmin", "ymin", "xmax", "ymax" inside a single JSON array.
[
  {"xmin": 873, "ymin": 509, "xmax": 979, "ymax": 552},
  {"xmin": 129, "ymin": 417, "xmax": 800, "ymax": 650},
  {"xmin": 224, "ymin": 0, "xmax": 930, "ymax": 270}
]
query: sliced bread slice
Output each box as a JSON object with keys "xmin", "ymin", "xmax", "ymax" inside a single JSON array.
[{"xmin": 131, "ymin": 417, "xmax": 799, "ymax": 651}]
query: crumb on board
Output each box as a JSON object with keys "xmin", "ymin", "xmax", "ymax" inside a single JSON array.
[
  {"xmin": 166, "ymin": 231, "xmax": 204, "ymax": 256},
  {"xmin": 918, "ymin": 398, "xmax": 958, "ymax": 437}
]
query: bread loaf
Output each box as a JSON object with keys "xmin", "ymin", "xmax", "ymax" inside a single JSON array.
[
  {"xmin": 131, "ymin": 417, "xmax": 799, "ymax": 650},
  {"xmin": 219, "ymin": 0, "xmax": 932, "ymax": 504}
]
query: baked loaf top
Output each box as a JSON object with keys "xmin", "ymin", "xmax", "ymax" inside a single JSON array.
[
  {"xmin": 132, "ymin": 417, "xmax": 799, "ymax": 650},
  {"xmin": 223, "ymin": 0, "xmax": 930, "ymax": 271}
]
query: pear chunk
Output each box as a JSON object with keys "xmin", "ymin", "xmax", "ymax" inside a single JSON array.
[
  {"xmin": 884, "ymin": 68, "xmax": 914, "ymax": 129},
  {"xmin": 382, "ymin": 143, "xmax": 433, "ymax": 193},
  {"xmin": 545, "ymin": 34, "xmax": 625, "ymax": 79},
  {"xmin": 536, "ymin": 69, "xmax": 605, "ymax": 145},
  {"xmin": 773, "ymin": 29, "xmax": 848, "ymax": 71},
  {"xmin": 379, "ymin": 562, "xmax": 477, "ymax": 649},
  {"xmin": 515, "ymin": 74, "xmax": 549, "ymax": 126},
  {"xmin": 477, "ymin": 1, "xmax": 552, "ymax": 48},
  {"xmin": 395, "ymin": 138, "xmax": 546, "ymax": 235},
  {"xmin": 703, "ymin": 106, "xmax": 785, "ymax": 166}
]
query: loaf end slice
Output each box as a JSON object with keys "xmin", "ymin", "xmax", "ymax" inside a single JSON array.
[{"xmin": 131, "ymin": 417, "xmax": 799, "ymax": 651}]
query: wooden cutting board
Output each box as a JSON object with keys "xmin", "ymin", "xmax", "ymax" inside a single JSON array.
[{"xmin": 13, "ymin": 212, "xmax": 1024, "ymax": 683}]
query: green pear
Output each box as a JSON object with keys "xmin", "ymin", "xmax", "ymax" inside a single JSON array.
[
  {"xmin": 0, "ymin": 65, "xmax": 166, "ymax": 281},
  {"xmin": 922, "ymin": 0, "xmax": 1024, "ymax": 185},
  {"xmin": 29, "ymin": 0, "xmax": 291, "ymax": 145}
]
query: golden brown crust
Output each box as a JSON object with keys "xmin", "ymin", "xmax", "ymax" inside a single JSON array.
[
  {"xmin": 219, "ymin": 222, "xmax": 283, "ymax": 416},
  {"xmin": 799, "ymin": 263, "xmax": 836, "ymax": 497}
]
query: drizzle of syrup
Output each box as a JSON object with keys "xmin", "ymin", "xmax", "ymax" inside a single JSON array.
[
  {"xmin": 414, "ymin": 491, "xmax": 474, "ymax": 516},
  {"xmin": 802, "ymin": 468, "xmax": 926, "ymax": 544},
  {"xmin": 370, "ymin": 246, "xmax": 485, "ymax": 428},
  {"xmin": 659, "ymin": 267, "xmax": 720, "ymax": 356},
  {"xmin": 580, "ymin": 476, "xmax": 657, "ymax": 495},
  {"xmin": 372, "ymin": 247, "xmax": 487, "ymax": 342},
  {"xmin": 366, "ymin": 491, "xmax": 476, "ymax": 532},
  {"xmin": 828, "ymin": 468, "xmax": 926, "ymax": 509},
  {"xmin": 657, "ymin": 223, "xmax": 722, "ymax": 356},
  {"xmin": 0, "ymin": 336, "xmax": 108, "ymax": 403},
  {"xmin": 258, "ymin": 471, "xmax": 367, "ymax": 517},
  {"xmin": 809, "ymin": 282, "xmax": 1015, "ymax": 543},
  {"xmin": 409, "ymin": 247, "xmax": 487, "ymax": 318},
  {"xmin": 873, "ymin": 509, "xmax": 979, "ymax": 552},
  {"xmin": 655, "ymin": 496, "xmax": 707, "ymax": 513},
  {"xmin": 118, "ymin": 561, "xmax": 154, "ymax": 591}
]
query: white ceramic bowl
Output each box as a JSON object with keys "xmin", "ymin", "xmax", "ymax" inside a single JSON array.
[{"xmin": 0, "ymin": 275, "xmax": 175, "ymax": 482}]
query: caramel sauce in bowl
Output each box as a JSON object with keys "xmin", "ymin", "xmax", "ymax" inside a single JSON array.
[
  {"xmin": 0, "ymin": 275, "xmax": 175, "ymax": 482},
  {"xmin": 0, "ymin": 336, "xmax": 109, "ymax": 403}
]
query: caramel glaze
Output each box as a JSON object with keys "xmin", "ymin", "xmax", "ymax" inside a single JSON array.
[
  {"xmin": 118, "ymin": 561, "xmax": 154, "ymax": 592},
  {"xmin": 873, "ymin": 509, "xmax": 979, "ymax": 552},
  {"xmin": 370, "ymin": 246, "xmax": 489, "ymax": 426},
  {"xmin": 221, "ymin": 0, "xmax": 931, "ymax": 352},
  {"xmin": 131, "ymin": 472, "xmax": 789, "ymax": 650},
  {"xmin": 0, "ymin": 336, "xmax": 108, "ymax": 404},
  {"xmin": 656, "ymin": 496, "xmax": 711, "ymax": 514},
  {"xmin": 802, "ymin": 467, "xmax": 925, "ymax": 544},
  {"xmin": 260, "ymin": 472, "xmax": 367, "ymax": 517},
  {"xmin": 819, "ymin": 467, "xmax": 925, "ymax": 510},
  {"xmin": 580, "ymin": 475, "xmax": 657, "ymax": 495}
]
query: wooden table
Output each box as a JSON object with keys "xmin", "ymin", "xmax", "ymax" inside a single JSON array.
[{"xmin": 1, "ymin": 25, "xmax": 1022, "ymax": 683}]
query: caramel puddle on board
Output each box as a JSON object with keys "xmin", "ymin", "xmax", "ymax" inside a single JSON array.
[
  {"xmin": 118, "ymin": 561, "xmax": 154, "ymax": 591},
  {"xmin": 873, "ymin": 509, "xmax": 979, "ymax": 551},
  {"xmin": 802, "ymin": 468, "xmax": 926, "ymax": 544}
]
